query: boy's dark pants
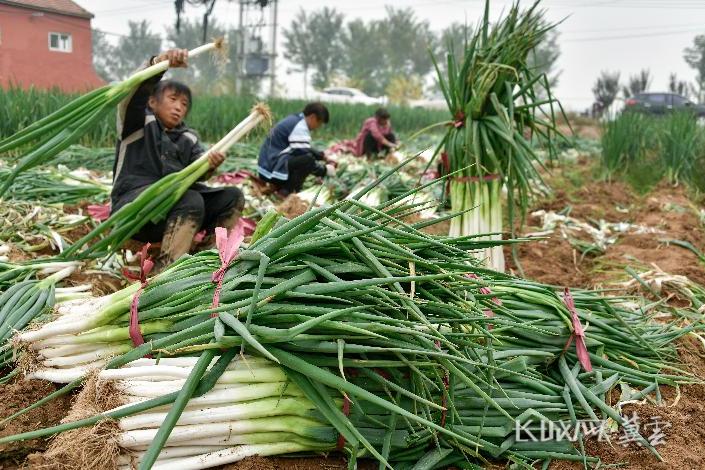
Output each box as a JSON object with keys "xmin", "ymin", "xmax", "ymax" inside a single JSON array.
[
  {"xmin": 261, "ymin": 151, "xmax": 326, "ymax": 195},
  {"xmin": 114, "ymin": 186, "xmax": 245, "ymax": 243}
]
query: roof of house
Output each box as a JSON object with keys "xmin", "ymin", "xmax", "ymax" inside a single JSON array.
[{"xmin": 0, "ymin": 0, "xmax": 93, "ymax": 19}]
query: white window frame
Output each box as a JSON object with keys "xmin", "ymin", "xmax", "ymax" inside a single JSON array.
[{"xmin": 48, "ymin": 32, "xmax": 72, "ymax": 53}]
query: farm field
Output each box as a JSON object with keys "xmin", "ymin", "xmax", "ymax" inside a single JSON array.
[
  {"xmin": 0, "ymin": 126, "xmax": 704, "ymax": 469},
  {"xmin": 1, "ymin": 2, "xmax": 705, "ymax": 469}
]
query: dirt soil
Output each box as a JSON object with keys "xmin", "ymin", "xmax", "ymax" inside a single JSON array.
[
  {"xmin": 0, "ymin": 380, "xmax": 72, "ymax": 469},
  {"xmin": 551, "ymin": 336, "xmax": 705, "ymax": 470},
  {"xmin": 276, "ymin": 195, "xmax": 309, "ymax": 219},
  {"xmin": 506, "ymin": 157, "xmax": 705, "ymax": 289},
  {"xmin": 223, "ymin": 455, "xmax": 377, "ymax": 470},
  {"xmin": 2, "ymin": 152, "xmax": 705, "ymax": 470}
]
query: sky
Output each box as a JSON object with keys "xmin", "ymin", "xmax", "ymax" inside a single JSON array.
[{"xmin": 75, "ymin": 0, "xmax": 705, "ymax": 111}]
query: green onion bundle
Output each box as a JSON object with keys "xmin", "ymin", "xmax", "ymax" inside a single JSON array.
[
  {"xmin": 433, "ymin": 0, "xmax": 564, "ymax": 271},
  {"xmin": 0, "ymin": 264, "xmax": 82, "ymax": 370},
  {"xmin": 0, "ymin": 258, "xmax": 80, "ymax": 287},
  {"xmin": 53, "ymin": 145, "xmax": 116, "ymax": 173},
  {"xmin": 62, "ymin": 105, "xmax": 271, "ymax": 259},
  {"xmin": 0, "ymin": 166, "xmax": 110, "ymax": 204},
  {"xmin": 0, "ymin": 39, "xmax": 225, "ymax": 198},
  {"xmin": 5, "ymin": 188, "xmax": 696, "ymax": 468}
]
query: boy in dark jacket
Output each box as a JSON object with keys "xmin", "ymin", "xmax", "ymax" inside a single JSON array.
[
  {"xmin": 257, "ymin": 102, "xmax": 335, "ymax": 196},
  {"xmin": 111, "ymin": 49, "xmax": 245, "ymax": 270}
]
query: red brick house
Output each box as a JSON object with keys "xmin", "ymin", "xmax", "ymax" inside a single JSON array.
[{"xmin": 0, "ymin": 0, "xmax": 103, "ymax": 92}]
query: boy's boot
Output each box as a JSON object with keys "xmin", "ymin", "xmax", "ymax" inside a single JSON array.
[{"xmin": 153, "ymin": 216, "xmax": 200, "ymax": 273}]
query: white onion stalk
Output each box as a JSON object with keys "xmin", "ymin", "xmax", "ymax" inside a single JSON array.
[
  {"xmin": 449, "ymin": 178, "xmax": 505, "ymax": 272},
  {"xmin": 119, "ymin": 397, "xmax": 317, "ymax": 431},
  {"xmin": 118, "ymin": 443, "xmax": 314, "ymax": 470},
  {"xmin": 117, "ymin": 446, "xmax": 228, "ymax": 465},
  {"xmin": 19, "ymin": 282, "xmax": 140, "ymax": 342},
  {"xmin": 121, "ymin": 382, "xmax": 302, "ymax": 406},
  {"xmin": 100, "ymin": 366, "xmax": 286, "ymax": 383},
  {"xmin": 117, "ymin": 417, "xmax": 328, "ymax": 449},
  {"xmin": 54, "ymin": 284, "xmax": 92, "ymax": 302}
]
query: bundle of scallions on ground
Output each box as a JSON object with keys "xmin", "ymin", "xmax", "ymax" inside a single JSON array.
[
  {"xmin": 0, "ymin": 39, "xmax": 225, "ymax": 198},
  {"xmin": 0, "ymin": 258, "xmax": 90, "ymax": 374},
  {"xmin": 2, "ymin": 181, "xmax": 698, "ymax": 469},
  {"xmin": 0, "ymin": 165, "xmax": 110, "ymax": 204},
  {"xmin": 432, "ymin": 0, "xmax": 565, "ymax": 273}
]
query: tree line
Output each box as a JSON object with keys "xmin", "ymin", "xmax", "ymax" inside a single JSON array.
[
  {"xmin": 282, "ymin": 6, "xmax": 560, "ymax": 101},
  {"xmin": 92, "ymin": 8, "xmax": 560, "ymax": 102}
]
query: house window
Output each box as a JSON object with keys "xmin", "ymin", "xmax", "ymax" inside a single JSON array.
[{"xmin": 48, "ymin": 32, "xmax": 72, "ymax": 52}]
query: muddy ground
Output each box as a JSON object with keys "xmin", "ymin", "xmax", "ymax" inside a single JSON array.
[
  {"xmin": 1, "ymin": 154, "xmax": 704, "ymax": 469},
  {"xmin": 506, "ymin": 156, "xmax": 705, "ymax": 289}
]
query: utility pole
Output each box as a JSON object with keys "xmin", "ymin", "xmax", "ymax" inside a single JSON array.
[
  {"xmin": 269, "ymin": 0, "xmax": 278, "ymax": 97},
  {"xmin": 235, "ymin": 0, "xmax": 245, "ymax": 95},
  {"xmin": 233, "ymin": 0, "xmax": 277, "ymax": 97}
]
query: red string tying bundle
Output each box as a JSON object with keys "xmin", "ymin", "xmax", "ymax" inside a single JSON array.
[
  {"xmin": 123, "ymin": 244, "xmax": 154, "ymax": 353},
  {"xmin": 210, "ymin": 221, "xmax": 246, "ymax": 313},
  {"xmin": 336, "ymin": 394, "xmax": 352, "ymax": 450},
  {"xmin": 466, "ymin": 273, "xmax": 502, "ymax": 330},
  {"xmin": 452, "ymin": 111, "xmax": 466, "ymax": 128},
  {"xmin": 561, "ymin": 288, "xmax": 593, "ymax": 372},
  {"xmin": 440, "ymin": 152, "xmax": 450, "ymax": 174}
]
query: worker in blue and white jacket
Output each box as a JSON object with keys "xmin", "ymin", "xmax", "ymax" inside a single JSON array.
[{"xmin": 257, "ymin": 102, "xmax": 335, "ymax": 196}]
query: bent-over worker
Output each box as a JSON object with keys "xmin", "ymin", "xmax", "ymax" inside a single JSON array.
[
  {"xmin": 257, "ymin": 102, "xmax": 335, "ymax": 196},
  {"xmin": 354, "ymin": 108, "xmax": 398, "ymax": 157}
]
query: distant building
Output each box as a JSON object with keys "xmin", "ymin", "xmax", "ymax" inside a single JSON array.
[{"xmin": 0, "ymin": 0, "xmax": 103, "ymax": 92}]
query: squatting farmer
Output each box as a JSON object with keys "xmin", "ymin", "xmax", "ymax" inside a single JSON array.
[
  {"xmin": 110, "ymin": 48, "xmax": 245, "ymax": 271},
  {"xmin": 354, "ymin": 107, "xmax": 399, "ymax": 158},
  {"xmin": 257, "ymin": 102, "xmax": 336, "ymax": 196}
]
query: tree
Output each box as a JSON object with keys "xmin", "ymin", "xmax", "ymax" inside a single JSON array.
[
  {"xmin": 308, "ymin": 7, "xmax": 345, "ymax": 89},
  {"xmin": 385, "ymin": 75, "xmax": 424, "ymax": 105},
  {"xmin": 110, "ymin": 21, "xmax": 162, "ymax": 80},
  {"xmin": 436, "ymin": 23, "xmax": 469, "ymax": 74},
  {"xmin": 338, "ymin": 8, "xmax": 436, "ymax": 97},
  {"xmin": 92, "ymin": 29, "xmax": 115, "ymax": 82},
  {"xmin": 669, "ymin": 73, "xmax": 690, "ymax": 98},
  {"xmin": 527, "ymin": 26, "xmax": 561, "ymax": 89},
  {"xmin": 282, "ymin": 9, "xmax": 314, "ymax": 94},
  {"xmin": 378, "ymin": 7, "xmax": 435, "ymax": 81},
  {"xmin": 339, "ymin": 19, "xmax": 384, "ymax": 95},
  {"xmin": 283, "ymin": 7, "xmax": 345, "ymax": 91},
  {"xmin": 592, "ymin": 71, "xmax": 620, "ymax": 117},
  {"xmin": 684, "ymin": 35, "xmax": 705, "ymax": 102},
  {"xmin": 165, "ymin": 18, "xmax": 249, "ymax": 94},
  {"xmin": 622, "ymin": 69, "xmax": 651, "ymax": 98}
]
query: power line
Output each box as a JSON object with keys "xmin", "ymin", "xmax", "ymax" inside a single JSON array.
[{"xmin": 564, "ymin": 27, "xmax": 705, "ymax": 43}]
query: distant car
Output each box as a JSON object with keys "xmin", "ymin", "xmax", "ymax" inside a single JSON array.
[
  {"xmin": 408, "ymin": 97, "xmax": 447, "ymax": 110},
  {"xmin": 624, "ymin": 92, "xmax": 705, "ymax": 117},
  {"xmin": 311, "ymin": 87, "xmax": 385, "ymax": 106}
]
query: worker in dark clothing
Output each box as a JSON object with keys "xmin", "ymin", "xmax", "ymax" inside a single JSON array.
[
  {"xmin": 110, "ymin": 49, "xmax": 245, "ymax": 270},
  {"xmin": 257, "ymin": 102, "xmax": 335, "ymax": 196},
  {"xmin": 354, "ymin": 108, "xmax": 398, "ymax": 157}
]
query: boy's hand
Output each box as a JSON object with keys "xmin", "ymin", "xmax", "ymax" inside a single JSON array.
[
  {"xmin": 154, "ymin": 49, "xmax": 188, "ymax": 68},
  {"xmin": 207, "ymin": 150, "xmax": 226, "ymax": 169}
]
